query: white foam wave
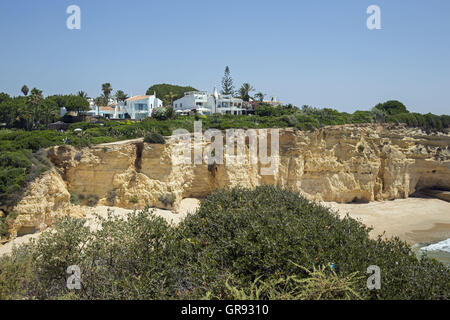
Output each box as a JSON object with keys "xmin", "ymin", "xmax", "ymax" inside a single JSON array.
[{"xmin": 420, "ymin": 238, "xmax": 450, "ymax": 253}]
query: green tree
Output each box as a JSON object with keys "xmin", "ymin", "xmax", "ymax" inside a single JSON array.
[
  {"xmin": 21, "ymin": 85, "xmax": 29, "ymax": 96},
  {"xmin": 94, "ymin": 95, "xmax": 108, "ymax": 107},
  {"xmin": 101, "ymin": 83, "xmax": 113, "ymax": 105},
  {"xmin": 373, "ymin": 100, "xmax": 408, "ymax": 116},
  {"xmin": 371, "ymin": 107, "xmax": 385, "ymax": 123},
  {"xmin": 238, "ymin": 83, "xmax": 254, "ymax": 102},
  {"xmin": 115, "ymin": 90, "xmax": 129, "ymax": 102},
  {"xmin": 77, "ymin": 91, "xmax": 88, "ymax": 99},
  {"xmin": 221, "ymin": 66, "xmax": 234, "ymax": 95},
  {"xmin": 163, "ymin": 92, "xmax": 177, "ymax": 106},
  {"xmin": 0, "ymin": 96, "xmax": 24, "ymax": 127},
  {"xmin": 254, "ymin": 92, "xmax": 265, "ymax": 102},
  {"xmin": 65, "ymin": 95, "xmax": 90, "ymax": 115},
  {"xmin": 27, "ymin": 88, "xmax": 43, "ymax": 130},
  {"xmin": 146, "ymin": 84, "xmax": 197, "ymax": 105},
  {"xmin": 40, "ymin": 98, "xmax": 59, "ymax": 128}
]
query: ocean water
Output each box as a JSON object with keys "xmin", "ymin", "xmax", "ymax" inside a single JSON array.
[
  {"xmin": 420, "ymin": 238, "xmax": 450, "ymax": 253},
  {"xmin": 416, "ymin": 238, "xmax": 450, "ymax": 265}
]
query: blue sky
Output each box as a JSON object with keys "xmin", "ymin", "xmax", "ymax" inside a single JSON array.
[{"xmin": 0, "ymin": 0, "xmax": 449, "ymax": 114}]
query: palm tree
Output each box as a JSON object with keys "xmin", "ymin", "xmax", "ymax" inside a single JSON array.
[
  {"xmin": 40, "ymin": 99, "xmax": 59, "ymax": 128},
  {"xmin": 27, "ymin": 88, "xmax": 43, "ymax": 129},
  {"xmin": 238, "ymin": 83, "xmax": 254, "ymax": 102},
  {"xmin": 101, "ymin": 83, "xmax": 113, "ymax": 105},
  {"xmin": 21, "ymin": 85, "xmax": 29, "ymax": 96},
  {"xmin": 163, "ymin": 91, "xmax": 177, "ymax": 106},
  {"xmin": 254, "ymin": 92, "xmax": 265, "ymax": 102},
  {"xmin": 115, "ymin": 90, "xmax": 129, "ymax": 102},
  {"xmin": 21, "ymin": 105, "xmax": 34, "ymax": 131},
  {"xmin": 78, "ymin": 91, "xmax": 88, "ymax": 99}
]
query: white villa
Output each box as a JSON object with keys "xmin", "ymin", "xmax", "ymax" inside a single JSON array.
[
  {"xmin": 119, "ymin": 94, "xmax": 163, "ymax": 120},
  {"xmin": 173, "ymin": 88, "xmax": 247, "ymax": 115},
  {"xmin": 85, "ymin": 94, "xmax": 163, "ymax": 120}
]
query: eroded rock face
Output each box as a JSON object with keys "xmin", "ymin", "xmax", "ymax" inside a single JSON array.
[
  {"xmin": 7, "ymin": 169, "xmax": 86, "ymax": 238},
  {"xmin": 7, "ymin": 124, "xmax": 450, "ymax": 239}
]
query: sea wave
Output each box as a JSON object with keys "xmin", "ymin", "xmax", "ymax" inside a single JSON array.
[{"xmin": 420, "ymin": 238, "xmax": 450, "ymax": 253}]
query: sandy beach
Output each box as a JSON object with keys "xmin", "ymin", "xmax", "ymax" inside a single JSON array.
[{"xmin": 323, "ymin": 197, "xmax": 450, "ymax": 245}]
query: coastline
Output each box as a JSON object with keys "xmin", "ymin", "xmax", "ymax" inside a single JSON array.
[
  {"xmin": 323, "ymin": 197, "xmax": 450, "ymax": 264},
  {"xmin": 322, "ymin": 197, "xmax": 450, "ymax": 245}
]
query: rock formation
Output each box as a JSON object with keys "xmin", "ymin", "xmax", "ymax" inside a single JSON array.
[{"xmin": 5, "ymin": 124, "xmax": 450, "ymax": 239}]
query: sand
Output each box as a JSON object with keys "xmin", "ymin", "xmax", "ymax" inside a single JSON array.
[
  {"xmin": 1, "ymin": 197, "xmax": 448, "ymax": 257},
  {"xmin": 323, "ymin": 197, "xmax": 450, "ymax": 245}
]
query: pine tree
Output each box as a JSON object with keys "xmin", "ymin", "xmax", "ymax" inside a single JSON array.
[{"xmin": 221, "ymin": 66, "xmax": 234, "ymax": 95}]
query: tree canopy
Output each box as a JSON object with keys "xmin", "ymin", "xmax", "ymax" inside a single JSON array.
[
  {"xmin": 146, "ymin": 83, "xmax": 197, "ymax": 106},
  {"xmin": 373, "ymin": 100, "xmax": 408, "ymax": 115}
]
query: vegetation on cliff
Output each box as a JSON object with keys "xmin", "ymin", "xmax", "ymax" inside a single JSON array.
[{"xmin": 0, "ymin": 186, "xmax": 448, "ymax": 300}]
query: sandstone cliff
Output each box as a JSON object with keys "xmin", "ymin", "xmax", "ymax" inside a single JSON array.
[{"xmin": 6, "ymin": 124, "xmax": 450, "ymax": 239}]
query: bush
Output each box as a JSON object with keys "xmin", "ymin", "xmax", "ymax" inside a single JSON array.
[
  {"xmin": 176, "ymin": 186, "xmax": 450, "ymax": 299},
  {"xmin": 129, "ymin": 196, "xmax": 138, "ymax": 204},
  {"xmin": 87, "ymin": 195, "xmax": 99, "ymax": 207},
  {"xmin": 158, "ymin": 193, "xmax": 175, "ymax": 207},
  {"xmin": 106, "ymin": 190, "xmax": 117, "ymax": 205},
  {"xmin": 144, "ymin": 133, "xmax": 165, "ymax": 144},
  {"xmin": 0, "ymin": 186, "xmax": 448, "ymax": 300},
  {"xmin": 0, "ymin": 216, "xmax": 7, "ymax": 238},
  {"xmin": 69, "ymin": 193, "xmax": 80, "ymax": 205}
]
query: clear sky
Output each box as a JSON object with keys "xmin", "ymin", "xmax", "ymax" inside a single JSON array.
[{"xmin": 0, "ymin": 0, "xmax": 449, "ymax": 114}]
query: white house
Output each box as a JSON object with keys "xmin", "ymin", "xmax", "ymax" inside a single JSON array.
[
  {"xmin": 173, "ymin": 91, "xmax": 210, "ymax": 114},
  {"xmin": 120, "ymin": 94, "xmax": 163, "ymax": 120},
  {"xmin": 173, "ymin": 88, "xmax": 246, "ymax": 115},
  {"xmin": 85, "ymin": 94, "xmax": 162, "ymax": 120}
]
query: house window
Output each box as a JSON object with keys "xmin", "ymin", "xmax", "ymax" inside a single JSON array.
[{"xmin": 134, "ymin": 103, "xmax": 147, "ymax": 111}]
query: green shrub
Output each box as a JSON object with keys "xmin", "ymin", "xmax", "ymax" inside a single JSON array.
[
  {"xmin": 144, "ymin": 133, "xmax": 165, "ymax": 144},
  {"xmin": 0, "ymin": 186, "xmax": 448, "ymax": 300},
  {"xmin": 87, "ymin": 195, "xmax": 99, "ymax": 207},
  {"xmin": 129, "ymin": 196, "xmax": 138, "ymax": 204},
  {"xmin": 0, "ymin": 216, "xmax": 7, "ymax": 238},
  {"xmin": 158, "ymin": 193, "xmax": 175, "ymax": 207},
  {"xmin": 106, "ymin": 190, "xmax": 117, "ymax": 205},
  {"xmin": 176, "ymin": 186, "xmax": 450, "ymax": 299},
  {"xmin": 69, "ymin": 193, "xmax": 80, "ymax": 205}
]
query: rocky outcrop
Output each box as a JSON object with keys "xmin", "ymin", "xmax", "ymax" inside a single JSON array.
[
  {"xmin": 6, "ymin": 124, "xmax": 450, "ymax": 239},
  {"xmin": 6, "ymin": 168, "xmax": 86, "ymax": 238}
]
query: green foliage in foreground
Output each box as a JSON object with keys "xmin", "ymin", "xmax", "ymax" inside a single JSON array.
[{"xmin": 0, "ymin": 186, "xmax": 448, "ymax": 300}]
